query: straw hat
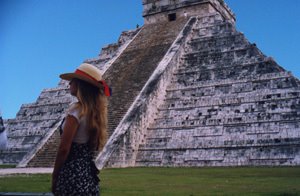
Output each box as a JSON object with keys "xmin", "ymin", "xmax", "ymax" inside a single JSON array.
[{"xmin": 60, "ymin": 63, "xmax": 111, "ymax": 96}]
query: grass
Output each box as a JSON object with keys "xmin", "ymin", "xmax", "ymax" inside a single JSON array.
[
  {"xmin": 0, "ymin": 174, "xmax": 51, "ymax": 193},
  {"xmin": 0, "ymin": 167, "xmax": 300, "ymax": 195},
  {"xmin": 0, "ymin": 165, "xmax": 16, "ymax": 169}
]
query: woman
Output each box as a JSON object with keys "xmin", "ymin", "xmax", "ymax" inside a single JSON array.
[{"xmin": 52, "ymin": 63, "xmax": 111, "ymax": 195}]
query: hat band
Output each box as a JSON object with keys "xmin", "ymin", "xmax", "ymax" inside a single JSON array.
[
  {"xmin": 75, "ymin": 69, "xmax": 99, "ymax": 82},
  {"xmin": 100, "ymin": 80, "xmax": 112, "ymax": 97},
  {"xmin": 75, "ymin": 69, "xmax": 111, "ymax": 97}
]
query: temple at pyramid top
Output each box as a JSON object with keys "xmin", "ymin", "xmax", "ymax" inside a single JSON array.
[{"xmin": 142, "ymin": 0, "xmax": 235, "ymax": 24}]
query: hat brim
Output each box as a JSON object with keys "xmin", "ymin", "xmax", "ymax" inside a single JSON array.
[{"xmin": 60, "ymin": 73, "xmax": 103, "ymax": 88}]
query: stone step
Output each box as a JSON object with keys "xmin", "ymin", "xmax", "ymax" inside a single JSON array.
[
  {"xmin": 167, "ymin": 90, "xmax": 300, "ymax": 105},
  {"xmin": 186, "ymin": 32, "xmax": 248, "ymax": 53},
  {"xmin": 155, "ymin": 103, "xmax": 300, "ymax": 123},
  {"xmin": 192, "ymin": 21, "xmax": 236, "ymax": 39},
  {"xmin": 7, "ymin": 129, "xmax": 47, "ymax": 137},
  {"xmin": 169, "ymin": 74, "xmax": 298, "ymax": 94},
  {"xmin": 189, "ymin": 31, "xmax": 244, "ymax": 45},
  {"xmin": 195, "ymin": 13, "xmax": 224, "ymax": 26},
  {"xmin": 5, "ymin": 119, "xmax": 58, "ymax": 131},
  {"xmin": 135, "ymin": 145, "xmax": 300, "ymax": 167},
  {"xmin": 144, "ymin": 124, "xmax": 293, "ymax": 138},
  {"xmin": 182, "ymin": 45, "xmax": 263, "ymax": 66},
  {"xmin": 170, "ymin": 66, "xmax": 290, "ymax": 88},
  {"xmin": 145, "ymin": 124, "xmax": 299, "ymax": 138},
  {"xmin": 14, "ymin": 102, "xmax": 70, "ymax": 122},
  {"xmin": 149, "ymin": 115, "xmax": 300, "ymax": 130},
  {"xmin": 183, "ymin": 44, "xmax": 257, "ymax": 59},
  {"xmin": 0, "ymin": 150, "xmax": 28, "ymax": 164},
  {"xmin": 160, "ymin": 91, "xmax": 300, "ymax": 112},
  {"xmin": 174, "ymin": 58, "xmax": 282, "ymax": 77},
  {"xmin": 35, "ymin": 96, "xmax": 73, "ymax": 105},
  {"xmin": 135, "ymin": 148, "xmax": 225, "ymax": 166}
]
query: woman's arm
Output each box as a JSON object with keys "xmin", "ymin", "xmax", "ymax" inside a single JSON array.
[{"xmin": 52, "ymin": 115, "xmax": 79, "ymax": 192}]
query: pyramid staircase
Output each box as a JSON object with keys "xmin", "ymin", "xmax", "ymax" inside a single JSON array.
[{"xmin": 103, "ymin": 18, "xmax": 189, "ymax": 136}]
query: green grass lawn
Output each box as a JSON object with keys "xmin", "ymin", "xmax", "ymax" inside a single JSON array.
[
  {"xmin": 0, "ymin": 167, "xmax": 300, "ymax": 195},
  {"xmin": 0, "ymin": 165, "xmax": 16, "ymax": 169}
]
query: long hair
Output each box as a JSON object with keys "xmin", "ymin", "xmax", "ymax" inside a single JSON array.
[{"xmin": 74, "ymin": 79, "xmax": 108, "ymax": 151}]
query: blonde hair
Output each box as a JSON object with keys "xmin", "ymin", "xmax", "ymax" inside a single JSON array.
[{"xmin": 74, "ymin": 79, "xmax": 108, "ymax": 151}]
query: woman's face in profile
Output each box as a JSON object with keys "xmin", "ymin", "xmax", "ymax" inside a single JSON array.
[{"xmin": 69, "ymin": 79, "xmax": 78, "ymax": 96}]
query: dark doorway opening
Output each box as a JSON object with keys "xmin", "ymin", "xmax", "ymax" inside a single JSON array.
[{"xmin": 168, "ymin": 13, "xmax": 176, "ymax": 21}]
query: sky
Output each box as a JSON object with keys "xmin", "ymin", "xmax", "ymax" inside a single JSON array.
[{"xmin": 1, "ymin": 0, "xmax": 300, "ymax": 119}]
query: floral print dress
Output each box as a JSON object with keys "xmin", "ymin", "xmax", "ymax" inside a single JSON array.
[{"xmin": 54, "ymin": 142, "xmax": 100, "ymax": 196}]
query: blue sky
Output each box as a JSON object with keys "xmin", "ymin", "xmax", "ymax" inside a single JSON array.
[{"xmin": 1, "ymin": 0, "xmax": 300, "ymax": 119}]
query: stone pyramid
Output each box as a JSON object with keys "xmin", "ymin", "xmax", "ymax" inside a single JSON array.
[{"xmin": 1, "ymin": 0, "xmax": 300, "ymax": 168}]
